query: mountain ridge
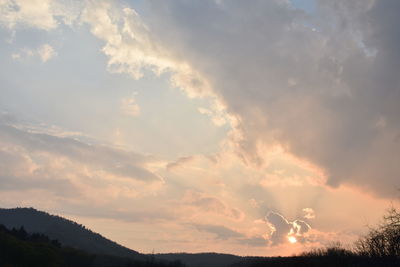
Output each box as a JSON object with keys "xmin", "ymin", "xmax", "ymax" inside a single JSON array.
[
  {"xmin": 0, "ymin": 207, "xmax": 144, "ymax": 260},
  {"xmin": 0, "ymin": 207, "xmax": 245, "ymax": 267}
]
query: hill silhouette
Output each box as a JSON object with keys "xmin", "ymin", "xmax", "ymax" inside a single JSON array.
[
  {"xmin": 0, "ymin": 207, "xmax": 239, "ymax": 267},
  {"xmin": 0, "ymin": 223, "xmax": 185, "ymax": 267},
  {"xmin": 0, "ymin": 207, "xmax": 144, "ymax": 260},
  {"xmin": 1, "ymin": 207, "xmax": 399, "ymax": 267}
]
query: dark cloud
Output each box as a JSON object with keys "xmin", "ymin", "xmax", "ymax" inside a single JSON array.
[
  {"xmin": 140, "ymin": 0, "xmax": 400, "ymax": 197},
  {"xmin": 265, "ymin": 212, "xmax": 311, "ymax": 245}
]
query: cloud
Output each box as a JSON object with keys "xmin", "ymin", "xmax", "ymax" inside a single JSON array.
[
  {"xmin": 182, "ymin": 190, "xmax": 244, "ymax": 220},
  {"xmin": 0, "ymin": 0, "xmax": 399, "ymax": 255},
  {"xmin": 37, "ymin": 44, "xmax": 56, "ymax": 62},
  {"xmin": 0, "ymin": 0, "xmax": 83, "ymax": 31},
  {"xmin": 265, "ymin": 211, "xmax": 311, "ymax": 246},
  {"xmin": 62, "ymin": 203, "xmax": 176, "ymax": 224},
  {"xmin": 0, "ymin": 147, "xmax": 76, "ymax": 195},
  {"xmin": 198, "ymin": 107, "xmax": 227, "ymax": 126},
  {"xmin": 193, "ymin": 224, "xmax": 243, "ymax": 240},
  {"xmin": 124, "ymin": 0, "xmax": 400, "ymax": 197},
  {"xmin": 193, "ymin": 223, "xmax": 268, "ymax": 247},
  {"xmin": 1, "ymin": 0, "xmax": 398, "ymax": 201},
  {"xmin": 166, "ymin": 156, "xmax": 195, "ymax": 171},
  {"xmin": 0, "ymin": 112, "xmax": 173, "ymax": 224},
  {"xmin": 303, "ymin": 208, "xmax": 316, "ymax": 220},
  {"xmin": 79, "ymin": 0, "xmax": 221, "ymax": 106},
  {"xmin": 11, "ymin": 48, "xmax": 34, "ymax": 61},
  {"xmin": 11, "ymin": 44, "xmax": 56, "ymax": 62},
  {"xmin": 237, "ymin": 236, "xmax": 268, "ymax": 247},
  {"xmin": 0, "ymin": 112, "xmax": 161, "ymax": 183},
  {"xmin": 0, "ymin": 0, "xmax": 57, "ymax": 30},
  {"xmin": 121, "ymin": 97, "xmax": 140, "ymax": 117}
]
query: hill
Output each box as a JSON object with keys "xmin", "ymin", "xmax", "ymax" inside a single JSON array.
[
  {"xmin": 0, "ymin": 224, "xmax": 185, "ymax": 267},
  {"xmin": 2, "ymin": 207, "xmax": 399, "ymax": 267},
  {"xmin": 0, "ymin": 207, "xmax": 144, "ymax": 260}
]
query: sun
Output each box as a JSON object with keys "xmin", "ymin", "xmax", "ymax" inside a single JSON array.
[{"xmin": 288, "ymin": 236, "xmax": 297, "ymax": 244}]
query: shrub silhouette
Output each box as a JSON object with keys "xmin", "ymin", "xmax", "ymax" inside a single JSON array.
[
  {"xmin": 355, "ymin": 207, "xmax": 400, "ymax": 258},
  {"xmin": 300, "ymin": 242, "xmax": 354, "ymax": 258}
]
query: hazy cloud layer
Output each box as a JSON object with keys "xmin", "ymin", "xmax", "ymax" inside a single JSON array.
[
  {"xmin": 0, "ymin": 113, "xmax": 161, "ymax": 183},
  {"xmin": 182, "ymin": 190, "xmax": 244, "ymax": 221},
  {"xmin": 193, "ymin": 223, "xmax": 268, "ymax": 247},
  {"xmin": 193, "ymin": 224, "xmax": 243, "ymax": 240},
  {"xmin": 0, "ymin": 148, "xmax": 77, "ymax": 195}
]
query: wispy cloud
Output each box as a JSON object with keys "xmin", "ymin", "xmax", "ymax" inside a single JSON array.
[
  {"xmin": 0, "ymin": 112, "xmax": 162, "ymax": 183},
  {"xmin": 303, "ymin": 208, "xmax": 316, "ymax": 220},
  {"xmin": 12, "ymin": 44, "xmax": 56, "ymax": 62},
  {"xmin": 37, "ymin": 44, "xmax": 56, "ymax": 62},
  {"xmin": 193, "ymin": 224, "xmax": 243, "ymax": 240},
  {"xmin": 182, "ymin": 190, "xmax": 244, "ymax": 221},
  {"xmin": 121, "ymin": 97, "xmax": 140, "ymax": 117}
]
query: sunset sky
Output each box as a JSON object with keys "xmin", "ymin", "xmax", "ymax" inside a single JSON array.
[{"xmin": 0, "ymin": 0, "xmax": 399, "ymax": 256}]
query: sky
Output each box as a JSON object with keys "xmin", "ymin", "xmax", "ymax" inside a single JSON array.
[{"xmin": 0, "ymin": 0, "xmax": 399, "ymax": 256}]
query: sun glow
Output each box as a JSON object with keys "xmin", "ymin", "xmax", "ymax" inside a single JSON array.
[{"xmin": 288, "ymin": 236, "xmax": 297, "ymax": 244}]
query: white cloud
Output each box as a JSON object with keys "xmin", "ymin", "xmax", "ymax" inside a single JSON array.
[
  {"xmin": 37, "ymin": 44, "xmax": 56, "ymax": 62},
  {"xmin": 10, "ymin": 48, "xmax": 34, "ymax": 60},
  {"xmin": 0, "ymin": 0, "xmax": 83, "ymax": 31},
  {"xmin": 0, "ymin": 0, "xmax": 57, "ymax": 30},
  {"xmin": 80, "ymin": 0, "xmax": 224, "ymax": 111},
  {"xmin": 198, "ymin": 107, "xmax": 227, "ymax": 126},
  {"xmin": 303, "ymin": 208, "xmax": 316, "ymax": 220},
  {"xmin": 11, "ymin": 53, "xmax": 21, "ymax": 60},
  {"xmin": 121, "ymin": 97, "xmax": 140, "ymax": 117},
  {"xmin": 11, "ymin": 44, "xmax": 56, "ymax": 62}
]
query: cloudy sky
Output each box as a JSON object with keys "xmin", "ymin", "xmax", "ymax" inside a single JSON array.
[{"xmin": 0, "ymin": 0, "xmax": 399, "ymax": 256}]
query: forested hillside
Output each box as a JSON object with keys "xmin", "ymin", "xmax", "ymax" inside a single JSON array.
[
  {"xmin": 0, "ymin": 224, "xmax": 185, "ymax": 267},
  {"xmin": 0, "ymin": 207, "xmax": 143, "ymax": 259}
]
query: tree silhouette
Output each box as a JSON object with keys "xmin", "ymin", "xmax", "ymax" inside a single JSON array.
[{"xmin": 355, "ymin": 207, "xmax": 400, "ymax": 258}]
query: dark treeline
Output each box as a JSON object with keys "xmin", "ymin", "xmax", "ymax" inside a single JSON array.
[
  {"xmin": 231, "ymin": 246, "xmax": 399, "ymax": 267},
  {"xmin": 1, "ymin": 207, "xmax": 399, "ymax": 267},
  {"xmin": 0, "ymin": 224, "xmax": 185, "ymax": 267},
  {"xmin": 230, "ymin": 255, "xmax": 398, "ymax": 267},
  {"xmin": 0, "ymin": 207, "xmax": 144, "ymax": 259},
  {"xmin": 230, "ymin": 207, "xmax": 400, "ymax": 267}
]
